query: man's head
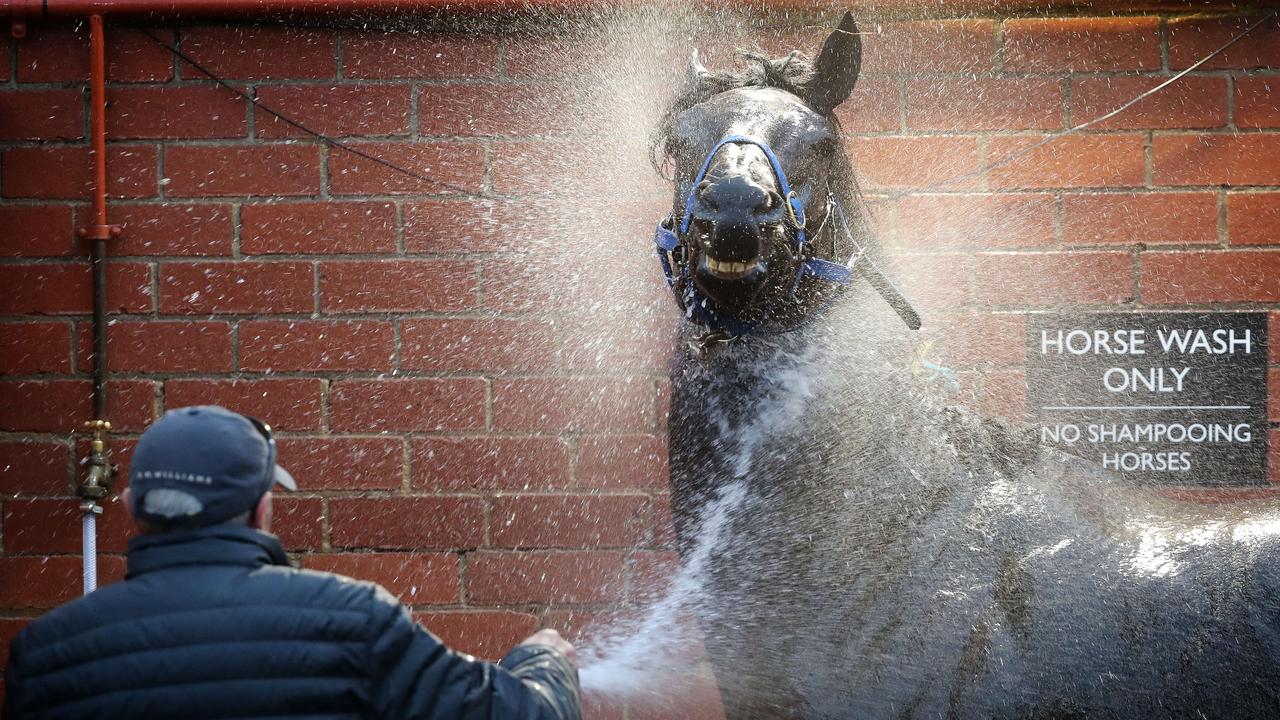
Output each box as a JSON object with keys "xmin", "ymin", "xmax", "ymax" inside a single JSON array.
[{"xmin": 122, "ymin": 406, "xmax": 296, "ymax": 534}]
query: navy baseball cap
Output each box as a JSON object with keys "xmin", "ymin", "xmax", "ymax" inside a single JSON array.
[{"xmin": 129, "ymin": 406, "xmax": 296, "ymax": 528}]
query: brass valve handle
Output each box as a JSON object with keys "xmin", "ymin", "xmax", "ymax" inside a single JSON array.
[{"xmin": 78, "ymin": 419, "xmax": 116, "ymax": 503}]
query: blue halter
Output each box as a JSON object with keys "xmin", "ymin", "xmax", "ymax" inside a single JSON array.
[{"xmin": 654, "ymin": 135, "xmax": 859, "ymax": 337}]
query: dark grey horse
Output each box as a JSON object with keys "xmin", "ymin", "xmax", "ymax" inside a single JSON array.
[{"xmin": 659, "ymin": 13, "xmax": 1280, "ymax": 719}]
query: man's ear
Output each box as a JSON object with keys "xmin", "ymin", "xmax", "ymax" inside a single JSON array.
[
  {"xmin": 253, "ymin": 491, "xmax": 273, "ymax": 532},
  {"xmin": 806, "ymin": 11, "xmax": 862, "ymax": 115},
  {"xmin": 121, "ymin": 486, "xmax": 135, "ymax": 523}
]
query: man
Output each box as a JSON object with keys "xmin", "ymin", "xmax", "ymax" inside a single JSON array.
[{"xmin": 4, "ymin": 405, "xmax": 581, "ymax": 720}]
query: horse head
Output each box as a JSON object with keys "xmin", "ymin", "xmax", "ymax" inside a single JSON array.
[{"xmin": 654, "ymin": 13, "xmax": 920, "ymax": 346}]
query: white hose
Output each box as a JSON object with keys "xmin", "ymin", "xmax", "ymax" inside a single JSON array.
[{"xmin": 82, "ymin": 510, "xmax": 97, "ymax": 594}]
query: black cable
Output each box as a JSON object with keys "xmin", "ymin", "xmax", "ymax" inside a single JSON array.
[
  {"xmin": 923, "ymin": 10, "xmax": 1279, "ymax": 192},
  {"xmin": 142, "ymin": 28, "xmax": 475, "ymax": 196}
]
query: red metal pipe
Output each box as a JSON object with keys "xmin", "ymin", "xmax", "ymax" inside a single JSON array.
[
  {"xmin": 88, "ymin": 13, "xmax": 110, "ymax": 421},
  {"xmin": 2, "ymin": 0, "xmax": 622, "ymax": 17},
  {"xmin": 8, "ymin": 0, "xmax": 1280, "ymax": 17}
]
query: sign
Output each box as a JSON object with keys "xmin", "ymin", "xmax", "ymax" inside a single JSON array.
[{"xmin": 1026, "ymin": 313, "xmax": 1268, "ymax": 485}]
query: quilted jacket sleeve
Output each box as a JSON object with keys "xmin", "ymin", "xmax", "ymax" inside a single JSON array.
[{"xmin": 367, "ymin": 587, "xmax": 581, "ymax": 720}]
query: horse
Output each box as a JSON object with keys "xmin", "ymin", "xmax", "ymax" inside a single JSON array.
[{"xmin": 656, "ymin": 12, "xmax": 1280, "ymax": 719}]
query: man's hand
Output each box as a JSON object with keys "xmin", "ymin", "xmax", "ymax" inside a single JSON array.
[{"xmin": 520, "ymin": 629, "xmax": 578, "ymax": 667}]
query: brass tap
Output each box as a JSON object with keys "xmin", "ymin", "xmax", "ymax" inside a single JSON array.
[{"xmin": 78, "ymin": 419, "xmax": 116, "ymax": 512}]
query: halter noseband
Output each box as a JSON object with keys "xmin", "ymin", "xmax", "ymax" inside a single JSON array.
[{"xmin": 655, "ymin": 134, "xmax": 918, "ymax": 340}]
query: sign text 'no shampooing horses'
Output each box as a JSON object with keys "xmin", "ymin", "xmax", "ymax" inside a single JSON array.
[{"xmin": 1027, "ymin": 313, "xmax": 1269, "ymax": 485}]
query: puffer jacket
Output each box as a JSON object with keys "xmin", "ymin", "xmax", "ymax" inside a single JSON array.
[{"xmin": 3, "ymin": 523, "xmax": 580, "ymax": 720}]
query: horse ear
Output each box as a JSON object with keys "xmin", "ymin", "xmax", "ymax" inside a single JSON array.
[
  {"xmin": 806, "ymin": 11, "xmax": 862, "ymax": 115},
  {"xmin": 687, "ymin": 49, "xmax": 711, "ymax": 85}
]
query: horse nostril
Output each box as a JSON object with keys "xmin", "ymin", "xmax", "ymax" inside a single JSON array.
[{"xmin": 755, "ymin": 191, "xmax": 781, "ymax": 215}]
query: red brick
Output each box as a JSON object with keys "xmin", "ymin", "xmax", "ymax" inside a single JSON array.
[
  {"xmin": 979, "ymin": 369, "xmax": 1027, "ymax": 424},
  {"xmin": 921, "ymin": 312, "xmax": 1026, "ymax": 368},
  {"xmin": 275, "ymin": 436, "xmax": 402, "ymax": 491},
  {"xmin": 241, "ymin": 201, "xmax": 397, "ymax": 255},
  {"xmin": 328, "ymin": 141, "xmax": 484, "ymax": 196},
  {"xmin": 905, "ymin": 78, "xmax": 1062, "ymax": 132},
  {"xmin": 76, "ymin": 320, "xmax": 233, "ymax": 374},
  {"xmin": 1272, "ymin": 313, "xmax": 1280, "ymax": 365},
  {"xmin": 1141, "ymin": 250, "xmax": 1280, "ymax": 304},
  {"xmin": 577, "ymin": 435, "xmax": 667, "ymax": 489},
  {"xmin": 1236, "ymin": 76, "xmax": 1280, "ymax": 129},
  {"xmin": 160, "ymin": 261, "xmax": 313, "ymax": 315},
  {"xmin": 319, "ymin": 259, "xmax": 477, "ymax": 313},
  {"xmin": 893, "ymin": 193, "xmax": 1055, "ymax": 250},
  {"xmin": 986, "ymin": 135, "xmax": 1145, "ymax": 190},
  {"xmin": 404, "ymin": 196, "xmax": 663, "ymax": 254},
  {"xmin": 412, "ymin": 437, "xmax": 572, "ymax": 492},
  {"xmin": 419, "ymin": 82, "xmax": 573, "ymax": 137},
  {"xmin": 23, "ymin": 379, "xmax": 154, "ymax": 433},
  {"xmin": 0, "ymin": 262, "xmax": 152, "ymax": 316},
  {"xmin": 0, "ymin": 205, "xmax": 74, "ymax": 257},
  {"xmin": 650, "ymin": 492, "xmax": 676, "ymax": 549},
  {"xmin": 503, "ymin": 35, "xmax": 603, "ymax": 79},
  {"xmin": 416, "ymin": 610, "xmax": 537, "ymax": 661},
  {"xmin": 1, "ymin": 145, "xmax": 157, "ymax": 200},
  {"xmin": 1229, "ymin": 193, "xmax": 1280, "ymax": 246},
  {"xmin": 466, "ymin": 550, "xmax": 626, "ymax": 604},
  {"xmin": 1168, "ymin": 16, "xmax": 1280, "ymax": 71},
  {"xmin": 493, "ymin": 377, "xmax": 655, "ymax": 433},
  {"xmin": 403, "ymin": 199, "xmax": 505, "ymax": 253},
  {"xmin": 303, "ymin": 552, "xmax": 459, "ymax": 604},
  {"xmin": 1061, "ymin": 192, "xmax": 1219, "ymax": 246},
  {"xmin": 1002, "ymin": 17, "xmax": 1161, "ymax": 73},
  {"xmin": 861, "ymin": 20, "xmax": 997, "ymax": 75},
  {"xmin": 164, "ymin": 378, "xmax": 323, "ymax": 431},
  {"xmin": 15, "ymin": 25, "xmax": 172, "ymax": 83},
  {"xmin": 1153, "ymin": 134, "xmax": 1280, "ymax": 187},
  {"xmin": 1070, "ymin": 76, "xmax": 1227, "ymax": 131},
  {"xmin": 0, "ymin": 441, "xmax": 71, "ymax": 495},
  {"xmin": 975, "ymin": 251, "xmax": 1133, "ymax": 306},
  {"xmin": 240, "ymin": 320, "xmax": 395, "ymax": 372},
  {"xmin": 0, "ymin": 322, "xmax": 72, "ymax": 374},
  {"xmin": 330, "ymin": 379, "xmax": 486, "ymax": 433},
  {"xmin": 558, "ymin": 316, "xmax": 674, "ymax": 374},
  {"xmin": 164, "ymin": 144, "xmax": 321, "ymax": 198},
  {"xmin": 0, "ymin": 90, "xmax": 84, "ymax": 141},
  {"xmin": 342, "ymin": 33, "xmax": 499, "ymax": 79},
  {"xmin": 1268, "ymin": 429, "xmax": 1280, "ymax": 483},
  {"xmin": 0, "ymin": 618, "xmax": 32, "ymax": 672},
  {"xmin": 0, "ymin": 555, "xmax": 125, "ymax": 609},
  {"xmin": 256, "ymin": 84, "xmax": 412, "ymax": 139},
  {"xmin": 329, "ymin": 496, "xmax": 485, "ymax": 550},
  {"xmin": 105, "ymin": 203, "xmax": 234, "ymax": 257},
  {"xmin": 491, "ymin": 494, "xmax": 651, "ymax": 548},
  {"xmin": 832, "ymin": 78, "xmax": 901, "ymax": 133},
  {"xmin": 846, "ymin": 136, "xmax": 982, "ymax": 191},
  {"xmin": 1272, "ymin": 371, "xmax": 1280, "ymax": 423},
  {"xmin": 272, "ymin": 495, "xmax": 325, "ymax": 551},
  {"xmin": 106, "ymin": 85, "xmax": 247, "ymax": 140},
  {"xmin": 180, "ymin": 26, "xmax": 335, "ymax": 80},
  {"xmin": 483, "ymin": 255, "xmax": 667, "ymax": 314},
  {"xmin": 892, "ymin": 252, "xmax": 973, "ymax": 311},
  {"xmin": 400, "ymin": 318, "xmax": 556, "ymax": 373},
  {"xmin": 3, "ymin": 498, "xmax": 134, "ymax": 554},
  {"xmin": 628, "ymin": 549, "xmax": 681, "ymax": 604}
]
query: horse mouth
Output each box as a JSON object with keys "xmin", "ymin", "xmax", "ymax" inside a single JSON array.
[{"xmin": 700, "ymin": 255, "xmax": 762, "ymax": 280}]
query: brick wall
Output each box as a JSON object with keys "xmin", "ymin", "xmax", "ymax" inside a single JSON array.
[{"xmin": 0, "ymin": 7, "xmax": 1278, "ymax": 717}]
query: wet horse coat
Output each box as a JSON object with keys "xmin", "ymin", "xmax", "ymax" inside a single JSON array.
[{"xmin": 660, "ymin": 13, "xmax": 1280, "ymax": 719}]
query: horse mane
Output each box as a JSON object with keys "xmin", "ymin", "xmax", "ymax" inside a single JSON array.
[{"xmin": 650, "ymin": 51, "xmax": 817, "ymax": 174}]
